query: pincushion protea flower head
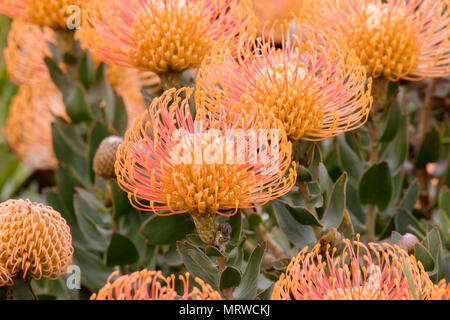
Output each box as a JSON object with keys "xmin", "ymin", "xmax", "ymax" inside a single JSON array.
[
  {"xmin": 91, "ymin": 269, "xmax": 222, "ymax": 300},
  {"xmin": 0, "ymin": 199, "xmax": 73, "ymax": 286},
  {"xmin": 197, "ymin": 22, "xmax": 373, "ymax": 141},
  {"xmin": 3, "ymin": 85, "xmax": 67, "ymax": 170},
  {"xmin": 115, "ymin": 87, "xmax": 296, "ymax": 243},
  {"xmin": 3, "ymin": 20, "xmax": 56, "ymax": 87},
  {"xmin": 271, "ymin": 237, "xmax": 446, "ymax": 300},
  {"xmin": 79, "ymin": 0, "xmax": 255, "ymax": 78},
  {"xmin": 0, "ymin": 0, "xmax": 81, "ymax": 29},
  {"xmin": 304, "ymin": 0, "xmax": 450, "ymax": 81}
]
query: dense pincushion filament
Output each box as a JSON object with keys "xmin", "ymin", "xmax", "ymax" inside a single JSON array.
[
  {"xmin": 79, "ymin": 0, "xmax": 255, "ymax": 74},
  {"xmin": 271, "ymin": 238, "xmax": 448, "ymax": 300},
  {"xmin": 305, "ymin": 0, "xmax": 450, "ymax": 81},
  {"xmin": 115, "ymin": 88, "xmax": 296, "ymax": 216},
  {"xmin": 197, "ymin": 22, "xmax": 373, "ymax": 141},
  {"xmin": 0, "ymin": 0, "xmax": 82, "ymax": 28},
  {"xmin": 0, "ymin": 199, "xmax": 73, "ymax": 286},
  {"xmin": 91, "ymin": 270, "xmax": 223, "ymax": 300}
]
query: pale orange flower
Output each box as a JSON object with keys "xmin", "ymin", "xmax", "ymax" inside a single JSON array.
[
  {"xmin": 271, "ymin": 237, "xmax": 447, "ymax": 300},
  {"xmin": 0, "ymin": 0, "xmax": 81, "ymax": 28},
  {"xmin": 197, "ymin": 22, "xmax": 372, "ymax": 141},
  {"xmin": 79, "ymin": 0, "xmax": 255, "ymax": 76},
  {"xmin": 3, "ymin": 19, "xmax": 56, "ymax": 87},
  {"xmin": 91, "ymin": 270, "xmax": 222, "ymax": 300},
  {"xmin": 3, "ymin": 85, "xmax": 67, "ymax": 170},
  {"xmin": 0, "ymin": 199, "xmax": 73, "ymax": 286},
  {"xmin": 115, "ymin": 87, "xmax": 296, "ymax": 243},
  {"xmin": 305, "ymin": 0, "xmax": 450, "ymax": 81}
]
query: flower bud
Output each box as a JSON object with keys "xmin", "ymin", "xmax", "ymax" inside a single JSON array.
[
  {"xmin": 93, "ymin": 136, "xmax": 123, "ymax": 179},
  {"xmin": 400, "ymin": 233, "xmax": 419, "ymax": 253}
]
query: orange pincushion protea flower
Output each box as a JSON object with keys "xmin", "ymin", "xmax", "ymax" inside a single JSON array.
[
  {"xmin": 271, "ymin": 238, "xmax": 445, "ymax": 300},
  {"xmin": 115, "ymin": 88, "xmax": 296, "ymax": 243},
  {"xmin": 0, "ymin": 0, "xmax": 81, "ymax": 28},
  {"xmin": 305, "ymin": 0, "xmax": 450, "ymax": 81},
  {"xmin": 198, "ymin": 22, "xmax": 372, "ymax": 141},
  {"xmin": 3, "ymin": 20, "xmax": 56, "ymax": 87},
  {"xmin": 91, "ymin": 270, "xmax": 222, "ymax": 300},
  {"xmin": 3, "ymin": 85, "xmax": 67, "ymax": 170},
  {"xmin": 0, "ymin": 199, "xmax": 73, "ymax": 286},
  {"xmin": 79, "ymin": 0, "xmax": 255, "ymax": 75}
]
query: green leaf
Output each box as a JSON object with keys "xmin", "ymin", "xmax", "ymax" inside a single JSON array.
[
  {"xmin": 64, "ymin": 83, "xmax": 93, "ymax": 123},
  {"xmin": 272, "ymin": 201, "xmax": 316, "ymax": 248},
  {"xmin": 391, "ymin": 231, "xmax": 402, "ymax": 246},
  {"xmin": 415, "ymin": 129, "xmax": 441, "ymax": 166},
  {"xmin": 438, "ymin": 187, "xmax": 450, "ymax": 218},
  {"xmin": 233, "ymin": 242, "xmax": 266, "ymax": 300},
  {"xmin": 399, "ymin": 180, "xmax": 420, "ymax": 212},
  {"xmin": 394, "ymin": 209, "xmax": 426, "ymax": 237},
  {"xmin": 12, "ymin": 279, "xmax": 37, "ymax": 300},
  {"xmin": 228, "ymin": 210, "xmax": 242, "ymax": 246},
  {"xmin": 337, "ymin": 134, "xmax": 363, "ymax": 186},
  {"xmin": 248, "ymin": 213, "xmax": 263, "ymax": 229},
  {"xmin": 78, "ymin": 52, "xmax": 96, "ymax": 87},
  {"xmin": 205, "ymin": 245, "xmax": 225, "ymax": 257},
  {"xmin": 298, "ymin": 165, "xmax": 313, "ymax": 182},
  {"xmin": 359, "ymin": 161, "xmax": 393, "ymax": 211},
  {"xmin": 44, "ymin": 57, "xmax": 73, "ymax": 98},
  {"xmin": 177, "ymin": 241, "xmax": 219, "ymax": 289},
  {"xmin": 72, "ymin": 245, "xmax": 114, "ymax": 292},
  {"xmin": 380, "ymin": 114, "xmax": 408, "ymax": 174},
  {"xmin": 105, "ymin": 233, "xmax": 139, "ymax": 267},
  {"xmin": 111, "ymin": 181, "xmax": 136, "ymax": 220},
  {"xmin": 322, "ymin": 172, "xmax": 347, "ymax": 230},
  {"xmin": 141, "ymin": 213, "xmax": 195, "ymax": 245},
  {"xmin": 287, "ymin": 206, "xmax": 322, "ymax": 227},
  {"xmin": 219, "ymin": 267, "xmax": 242, "ymax": 290},
  {"xmin": 380, "ymin": 100, "xmax": 401, "ymax": 142},
  {"xmin": 414, "ymin": 243, "xmax": 435, "ymax": 272}
]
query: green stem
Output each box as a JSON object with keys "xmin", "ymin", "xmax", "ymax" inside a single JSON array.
[
  {"xmin": 298, "ymin": 181, "xmax": 322, "ymax": 240},
  {"xmin": 366, "ymin": 204, "xmax": 376, "ymax": 243},
  {"xmin": 159, "ymin": 71, "xmax": 183, "ymax": 91}
]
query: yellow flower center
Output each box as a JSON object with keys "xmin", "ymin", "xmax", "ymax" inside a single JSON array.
[
  {"xmin": 345, "ymin": 2, "xmax": 420, "ymax": 79},
  {"xmin": 130, "ymin": 1, "xmax": 212, "ymax": 72},
  {"xmin": 253, "ymin": 57, "xmax": 324, "ymax": 140}
]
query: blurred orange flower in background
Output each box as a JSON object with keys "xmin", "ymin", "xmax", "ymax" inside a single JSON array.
[
  {"xmin": 198, "ymin": 22, "xmax": 372, "ymax": 141},
  {"xmin": 0, "ymin": 0, "xmax": 81, "ymax": 28},
  {"xmin": 305, "ymin": 0, "xmax": 450, "ymax": 81},
  {"xmin": 0, "ymin": 199, "xmax": 73, "ymax": 286},
  {"xmin": 271, "ymin": 237, "xmax": 449, "ymax": 300},
  {"xmin": 91, "ymin": 270, "xmax": 222, "ymax": 300}
]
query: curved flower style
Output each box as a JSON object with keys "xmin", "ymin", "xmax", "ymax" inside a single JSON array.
[
  {"xmin": 271, "ymin": 238, "xmax": 446, "ymax": 300},
  {"xmin": 0, "ymin": 0, "xmax": 81, "ymax": 28},
  {"xmin": 91, "ymin": 269, "xmax": 222, "ymax": 300},
  {"xmin": 3, "ymin": 85, "xmax": 67, "ymax": 170},
  {"xmin": 0, "ymin": 199, "xmax": 73, "ymax": 286},
  {"xmin": 79, "ymin": 0, "xmax": 255, "ymax": 76},
  {"xmin": 305, "ymin": 0, "xmax": 450, "ymax": 81},
  {"xmin": 115, "ymin": 88, "xmax": 296, "ymax": 243},
  {"xmin": 3, "ymin": 20, "xmax": 56, "ymax": 87},
  {"xmin": 197, "ymin": 22, "xmax": 372, "ymax": 141}
]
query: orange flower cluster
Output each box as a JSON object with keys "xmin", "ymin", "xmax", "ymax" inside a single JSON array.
[
  {"xmin": 115, "ymin": 88, "xmax": 296, "ymax": 242},
  {"xmin": 91, "ymin": 269, "xmax": 222, "ymax": 300},
  {"xmin": 79, "ymin": 0, "xmax": 255, "ymax": 75},
  {"xmin": 0, "ymin": 0, "xmax": 81, "ymax": 28},
  {"xmin": 271, "ymin": 238, "xmax": 449, "ymax": 300},
  {"xmin": 0, "ymin": 199, "xmax": 73, "ymax": 286},
  {"xmin": 198, "ymin": 22, "xmax": 373, "ymax": 141},
  {"xmin": 305, "ymin": 0, "xmax": 450, "ymax": 81}
]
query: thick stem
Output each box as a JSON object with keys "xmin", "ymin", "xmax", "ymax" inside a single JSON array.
[
  {"xmin": 159, "ymin": 71, "xmax": 183, "ymax": 91},
  {"xmin": 372, "ymin": 77, "xmax": 390, "ymax": 113},
  {"xmin": 366, "ymin": 204, "xmax": 376, "ymax": 243},
  {"xmin": 216, "ymin": 256, "xmax": 233, "ymax": 300},
  {"xmin": 191, "ymin": 211, "xmax": 216, "ymax": 245}
]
